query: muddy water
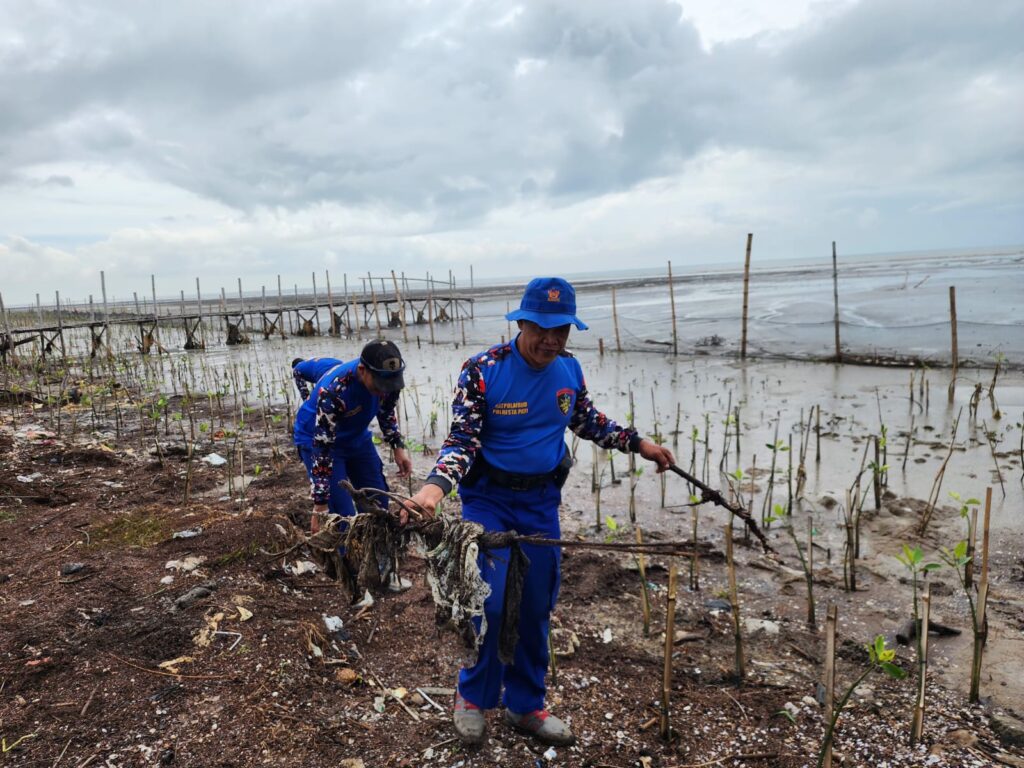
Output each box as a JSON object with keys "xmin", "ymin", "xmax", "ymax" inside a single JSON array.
[{"xmin": 123, "ymin": 328, "xmax": 1024, "ymax": 711}]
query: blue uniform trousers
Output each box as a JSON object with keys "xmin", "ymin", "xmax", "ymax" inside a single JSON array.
[
  {"xmin": 457, "ymin": 476, "xmax": 561, "ymax": 715},
  {"xmin": 297, "ymin": 437, "xmax": 388, "ymax": 519}
]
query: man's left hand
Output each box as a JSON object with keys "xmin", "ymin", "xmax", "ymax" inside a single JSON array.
[
  {"xmin": 637, "ymin": 439, "xmax": 675, "ymax": 473},
  {"xmin": 394, "ymin": 447, "xmax": 413, "ymax": 478}
]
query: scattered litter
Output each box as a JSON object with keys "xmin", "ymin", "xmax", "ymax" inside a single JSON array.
[
  {"xmin": 172, "ymin": 527, "xmax": 203, "ymax": 539},
  {"xmin": 387, "ymin": 573, "xmax": 413, "ymax": 592},
  {"xmin": 194, "ymin": 611, "xmax": 226, "ymax": 647},
  {"xmin": 373, "ymin": 695, "xmax": 386, "ymax": 713},
  {"xmin": 601, "ymin": 627, "xmax": 613, "ymax": 644},
  {"xmin": 286, "ymin": 560, "xmax": 319, "ymax": 576},
  {"xmin": 744, "ymin": 618, "xmax": 781, "ymax": 636},
  {"xmin": 19, "ymin": 599, "xmax": 35, "ymax": 607},
  {"xmin": 60, "ymin": 562, "xmax": 86, "ymax": 576},
  {"xmin": 213, "ymin": 630, "xmax": 243, "ymax": 651},
  {"xmin": 322, "ymin": 615, "xmax": 344, "ymax": 634},
  {"xmin": 165, "ymin": 556, "xmax": 206, "ymax": 572},
  {"xmin": 235, "ymin": 606, "xmax": 253, "ymax": 622},
  {"xmin": 175, "ymin": 584, "xmax": 215, "ymax": 610},
  {"xmin": 543, "ymin": 747, "xmax": 557, "ymax": 760},
  {"xmin": 101, "ymin": 481, "xmax": 124, "ymax": 488},
  {"xmin": 16, "ymin": 472, "xmax": 42, "ymax": 483},
  {"xmin": 201, "ymin": 453, "xmax": 227, "ymax": 466},
  {"xmin": 15, "ymin": 426, "xmax": 55, "ymax": 441},
  {"xmin": 160, "ymin": 575, "xmax": 174, "ymax": 585},
  {"xmin": 353, "ymin": 590, "xmax": 374, "ymax": 609},
  {"xmin": 158, "ymin": 656, "xmax": 195, "ymax": 674}
]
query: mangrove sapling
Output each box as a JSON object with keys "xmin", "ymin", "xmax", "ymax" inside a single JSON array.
[
  {"xmin": 938, "ymin": 538, "xmax": 988, "ymax": 702},
  {"xmin": 893, "ymin": 544, "xmax": 942, "ymax": 676},
  {"xmin": 919, "ymin": 410, "xmax": 962, "ymax": 535},
  {"xmin": 767, "ymin": 502, "xmax": 816, "ymax": 628},
  {"xmin": 981, "ymin": 420, "xmax": 1006, "ymax": 497},
  {"xmin": 724, "ymin": 522, "xmax": 745, "ymax": 682},
  {"xmin": 817, "ymin": 636, "xmax": 907, "ymax": 768},
  {"xmin": 761, "ymin": 422, "xmax": 786, "ymax": 528}
]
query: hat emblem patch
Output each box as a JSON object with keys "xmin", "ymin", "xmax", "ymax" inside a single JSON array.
[
  {"xmin": 547, "ymin": 289, "xmax": 561, "ymax": 302},
  {"xmin": 381, "ymin": 357, "xmax": 401, "ymax": 372}
]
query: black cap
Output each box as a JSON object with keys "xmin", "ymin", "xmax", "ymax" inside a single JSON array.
[{"xmin": 359, "ymin": 339, "xmax": 405, "ymax": 393}]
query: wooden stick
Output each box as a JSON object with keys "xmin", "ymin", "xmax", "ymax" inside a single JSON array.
[
  {"xmin": 80, "ymin": 683, "xmax": 100, "ymax": 716},
  {"xmin": 948, "ymin": 286, "xmax": 958, "ymax": 401},
  {"xmin": 612, "ymin": 286, "xmax": 622, "ymax": 352},
  {"xmin": 660, "ymin": 559, "xmax": 678, "ymax": 739},
  {"xmin": 911, "ymin": 582, "xmax": 930, "ymax": 744},
  {"xmin": 391, "ymin": 270, "xmax": 408, "ymax": 343},
  {"xmin": 981, "ymin": 487, "xmax": 992, "ymax": 584},
  {"xmin": 636, "ymin": 527, "xmax": 651, "ymax": 637},
  {"xmin": 831, "ymin": 241, "xmax": 841, "ymax": 362},
  {"xmin": 725, "ymin": 523, "xmax": 745, "ymax": 681},
  {"xmin": 690, "ymin": 507, "xmax": 700, "ymax": 591},
  {"xmin": 966, "ymin": 505, "xmax": 978, "ymax": 590},
  {"xmin": 807, "ymin": 516, "xmax": 816, "ymax": 628},
  {"xmin": 668, "ymin": 260, "xmax": 678, "ymax": 355},
  {"xmin": 740, "ymin": 233, "xmax": 753, "ymax": 359},
  {"xmin": 325, "ymin": 270, "xmax": 336, "ymax": 335},
  {"xmin": 368, "ymin": 271, "xmax": 382, "ymax": 334},
  {"xmin": 822, "ymin": 604, "xmax": 837, "ymax": 768}
]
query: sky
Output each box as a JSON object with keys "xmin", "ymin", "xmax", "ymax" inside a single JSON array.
[{"xmin": 1, "ymin": 0, "xmax": 1022, "ymax": 305}]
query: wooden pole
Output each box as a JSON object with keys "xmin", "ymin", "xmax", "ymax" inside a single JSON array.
[
  {"xmin": 949, "ymin": 286, "xmax": 958, "ymax": 401},
  {"xmin": 636, "ymin": 527, "xmax": 651, "ymax": 638},
  {"xmin": 311, "ymin": 272, "xmax": 322, "ymax": 334},
  {"xmin": 659, "ymin": 559, "xmax": 678, "ymax": 740},
  {"xmin": 55, "ymin": 290, "xmax": 66, "ymax": 357},
  {"xmin": 740, "ymin": 233, "xmax": 752, "ymax": 359},
  {"xmin": 151, "ymin": 274, "xmax": 161, "ymax": 349},
  {"xmin": 326, "ymin": 270, "xmax": 336, "ymax": 335},
  {"xmin": 612, "ymin": 286, "xmax": 622, "ymax": 352},
  {"xmin": 725, "ymin": 523, "xmax": 745, "ymax": 681},
  {"xmin": 822, "ymin": 604, "xmax": 837, "ymax": 768},
  {"xmin": 911, "ymin": 583, "xmax": 931, "ymax": 744},
  {"xmin": 832, "ymin": 241, "xmax": 841, "ymax": 362},
  {"xmin": 100, "ymin": 270, "xmax": 111, "ymax": 353},
  {"xmin": 807, "ymin": 516, "xmax": 815, "ymax": 627},
  {"xmin": 690, "ymin": 507, "xmax": 699, "ymax": 591},
  {"xmin": 368, "ymin": 272, "xmax": 382, "ymax": 334},
  {"xmin": 427, "ymin": 276, "xmax": 436, "ymax": 344},
  {"xmin": 391, "ymin": 270, "xmax": 408, "ymax": 343},
  {"xmin": 667, "ymin": 260, "xmax": 678, "ymax": 355}
]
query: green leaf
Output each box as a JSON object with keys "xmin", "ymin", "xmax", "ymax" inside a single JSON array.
[
  {"xmin": 775, "ymin": 709, "xmax": 796, "ymax": 724},
  {"xmin": 953, "ymin": 540, "xmax": 968, "ymax": 560},
  {"xmin": 880, "ymin": 661, "xmax": 907, "ymax": 680},
  {"xmin": 604, "ymin": 516, "xmax": 619, "ymax": 531},
  {"xmin": 921, "ymin": 563, "xmax": 943, "ymax": 573}
]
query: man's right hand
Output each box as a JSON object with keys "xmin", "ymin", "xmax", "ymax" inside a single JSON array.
[
  {"xmin": 311, "ymin": 503, "xmax": 329, "ymax": 534},
  {"xmin": 404, "ymin": 484, "xmax": 445, "ymax": 525}
]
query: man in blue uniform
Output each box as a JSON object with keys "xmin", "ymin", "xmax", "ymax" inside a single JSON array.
[
  {"xmin": 294, "ymin": 340, "xmax": 413, "ymax": 533},
  {"xmin": 291, "ymin": 356, "xmax": 343, "ymax": 402},
  {"xmin": 410, "ymin": 277, "xmax": 674, "ymax": 747}
]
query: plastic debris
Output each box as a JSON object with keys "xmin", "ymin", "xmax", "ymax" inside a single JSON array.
[
  {"xmin": 165, "ymin": 556, "xmax": 206, "ymax": 572},
  {"xmin": 16, "ymin": 472, "xmax": 42, "ymax": 483},
  {"xmin": 172, "ymin": 527, "xmax": 203, "ymax": 539},
  {"xmin": 322, "ymin": 615, "xmax": 344, "ymax": 634},
  {"xmin": 201, "ymin": 452, "xmax": 227, "ymax": 466}
]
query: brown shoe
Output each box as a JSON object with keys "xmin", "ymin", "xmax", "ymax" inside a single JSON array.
[
  {"xmin": 453, "ymin": 691, "xmax": 486, "ymax": 745},
  {"xmin": 504, "ymin": 709, "xmax": 576, "ymax": 746}
]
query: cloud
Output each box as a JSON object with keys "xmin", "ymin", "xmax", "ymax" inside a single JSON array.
[{"xmin": 0, "ymin": 0, "xmax": 1021, "ymax": 302}]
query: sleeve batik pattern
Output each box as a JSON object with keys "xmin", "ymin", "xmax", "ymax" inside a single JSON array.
[
  {"xmin": 293, "ymin": 367, "xmax": 311, "ymax": 401},
  {"xmin": 376, "ymin": 392, "xmax": 405, "ymax": 449},
  {"xmin": 431, "ymin": 359, "xmax": 486, "ymax": 488},
  {"xmin": 569, "ymin": 379, "xmax": 642, "ymax": 453},
  {"xmin": 310, "ymin": 375, "xmax": 349, "ymax": 504}
]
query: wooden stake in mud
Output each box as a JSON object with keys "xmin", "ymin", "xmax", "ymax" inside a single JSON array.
[
  {"xmin": 368, "ymin": 271, "xmax": 382, "ymax": 334},
  {"xmin": 612, "ymin": 286, "xmax": 622, "ymax": 352},
  {"xmin": 948, "ymin": 286, "xmax": 958, "ymax": 401},
  {"xmin": 822, "ymin": 604, "xmax": 838, "ymax": 768},
  {"xmin": 807, "ymin": 516, "xmax": 816, "ymax": 628},
  {"xmin": 725, "ymin": 523, "xmax": 745, "ymax": 681},
  {"xmin": 391, "ymin": 270, "xmax": 408, "ymax": 343},
  {"xmin": 151, "ymin": 274, "xmax": 162, "ymax": 350},
  {"xmin": 326, "ymin": 270, "xmax": 336, "ymax": 335},
  {"xmin": 659, "ymin": 559, "xmax": 678, "ymax": 740},
  {"xmin": 740, "ymin": 233, "xmax": 753, "ymax": 359},
  {"xmin": 815, "ymin": 404, "xmax": 822, "ymax": 464},
  {"xmin": 690, "ymin": 507, "xmax": 700, "ymax": 591},
  {"xmin": 910, "ymin": 583, "xmax": 931, "ymax": 744},
  {"xmin": 969, "ymin": 487, "xmax": 993, "ymax": 703},
  {"xmin": 100, "ymin": 270, "xmax": 111, "ymax": 354},
  {"xmin": 832, "ymin": 241, "xmax": 841, "ymax": 362},
  {"xmin": 636, "ymin": 527, "xmax": 651, "ymax": 637},
  {"xmin": 668, "ymin": 260, "xmax": 678, "ymax": 355}
]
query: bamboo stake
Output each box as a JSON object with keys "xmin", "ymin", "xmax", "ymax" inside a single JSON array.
[
  {"xmin": 660, "ymin": 560, "xmax": 678, "ymax": 740},
  {"xmin": 966, "ymin": 506, "xmax": 978, "ymax": 590},
  {"xmin": 326, "ymin": 270, "xmax": 336, "ymax": 335},
  {"xmin": 368, "ymin": 272, "xmax": 382, "ymax": 334},
  {"xmin": 725, "ymin": 523, "xmax": 745, "ymax": 681},
  {"xmin": 636, "ymin": 527, "xmax": 651, "ymax": 638},
  {"xmin": 981, "ymin": 487, "xmax": 992, "ymax": 585},
  {"xmin": 391, "ymin": 270, "xmax": 408, "ymax": 343},
  {"xmin": 612, "ymin": 286, "xmax": 622, "ymax": 352},
  {"xmin": 807, "ymin": 516, "xmax": 816, "ymax": 628},
  {"xmin": 832, "ymin": 242, "xmax": 841, "ymax": 362},
  {"xmin": 740, "ymin": 233, "xmax": 753, "ymax": 359},
  {"xmin": 668, "ymin": 260, "xmax": 678, "ymax": 355},
  {"xmin": 948, "ymin": 286, "xmax": 958, "ymax": 401},
  {"xmin": 822, "ymin": 604, "xmax": 837, "ymax": 768},
  {"xmin": 910, "ymin": 583, "xmax": 931, "ymax": 744}
]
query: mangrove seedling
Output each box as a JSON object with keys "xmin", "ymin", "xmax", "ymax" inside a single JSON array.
[
  {"xmin": 818, "ymin": 636, "xmax": 906, "ymax": 768},
  {"xmin": 938, "ymin": 537, "xmax": 987, "ymax": 702},
  {"xmin": 893, "ymin": 544, "xmax": 942, "ymax": 671}
]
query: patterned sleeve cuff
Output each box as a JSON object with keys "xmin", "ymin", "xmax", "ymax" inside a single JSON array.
[{"xmin": 425, "ymin": 474, "xmax": 453, "ymax": 496}]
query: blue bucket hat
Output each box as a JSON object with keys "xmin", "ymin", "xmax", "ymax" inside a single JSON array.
[{"xmin": 505, "ymin": 277, "xmax": 588, "ymax": 330}]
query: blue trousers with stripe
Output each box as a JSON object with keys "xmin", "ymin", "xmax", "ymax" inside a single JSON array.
[
  {"xmin": 457, "ymin": 476, "xmax": 561, "ymax": 715},
  {"xmin": 297, "ymin": 437, "xmax": 388, "ymax": 519}
]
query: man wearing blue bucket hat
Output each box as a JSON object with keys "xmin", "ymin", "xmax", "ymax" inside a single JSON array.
[
  {"xmin": 411, "ymin": 277, "xmax": 675, "ymax": 747},
  {"xmin": 294, "ymin": 339, "xmax": 413, "ymax": 534}
]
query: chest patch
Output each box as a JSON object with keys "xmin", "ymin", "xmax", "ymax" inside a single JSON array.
[{"xmin": 556, "ymin": 388, "xmax": 573, "ymax": 415}]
